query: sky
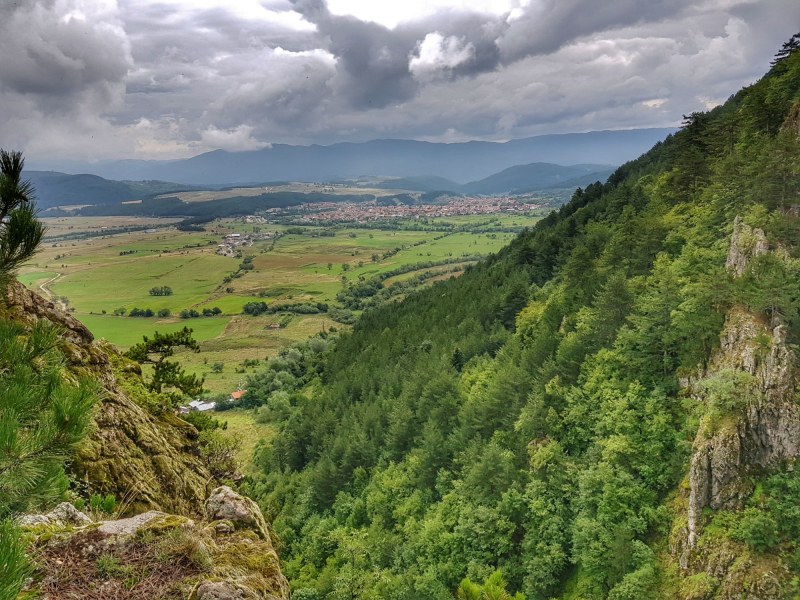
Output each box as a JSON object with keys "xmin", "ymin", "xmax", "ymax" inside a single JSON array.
[{"xmin": 1, "ymin": 0, "xmax": 797, "ymax": 162}]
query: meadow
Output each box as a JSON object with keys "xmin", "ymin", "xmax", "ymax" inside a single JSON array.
[{"xmin": 20, "ymin": 214, "xmax": 536, "ymax": 393}]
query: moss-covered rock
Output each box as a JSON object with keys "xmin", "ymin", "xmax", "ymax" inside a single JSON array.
[
  {"xmin": 4, "ymin": 281, "xmax": 212, "ymax": 516},
  {"xmin": 21, "ymin": 496, "xmax": 289, "ymax": 599}
]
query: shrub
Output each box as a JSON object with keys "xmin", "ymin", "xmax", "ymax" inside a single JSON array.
[{"xmin": 732, "ymin": 507, "xmax": 779, "ymax": 552}]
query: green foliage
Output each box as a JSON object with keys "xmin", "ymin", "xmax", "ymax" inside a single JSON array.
[
  {"xmin": 0, "ymin": 519, "xmax": 29, "ymax": 600},
  {"xmin": 182, "ymin": 410, "xmax": 226, "ymax": 432},
  {"xmin": 239, "ymin": 41, "xmax": 800, "ymax": 600},
  {"xmin": 731, "ymin": 507, "xmax": 779, "ymax": 552},
  {"xmin": 124, "ymin": 327, "xmax": 204, "ymax": 401},
  {"xmin": 198, "ymin": 430, "xmax": 241, "ymax": 479},
  {"xmin": 458, "ymin": 571, "xmax": 524, "ymax": 600},
  {"xmin": 89, "ymin": 493, "xmax": 117, "ymax": 515},
  {"xmin": 148, "ymin": 285, "xmax": 173, "ymax": 296},
  {"xmin": 698, "ymin": 369, "xmax": 760, "ymax": 422},
  {"xmin": 0, "ymin": 149, "xmax": 45, "ymax": 286},
  {"xmin": 0, "ymin": 320, "xmax": 98, "ymax": 516},
  {"xmin": 0, "ymin": 321, "xmax": 96, "ymax": 600}
]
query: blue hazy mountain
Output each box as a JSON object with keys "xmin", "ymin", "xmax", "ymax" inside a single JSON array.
[{"xmin": 31, "ymin": 128, "xmax": 675, "ymax": 185}]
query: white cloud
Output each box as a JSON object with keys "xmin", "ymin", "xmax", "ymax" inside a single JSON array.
[
  {"xmin": 409, "ymin": 32, "xmax": 475, "ymax": 77},
  {"xmin": 642, "ymin": 98, "xmax": 668, "ymax": 108},
  {"xmin": 327, "ymin": 0, "xmax": 518, "ymax": 29},
  {"xmin": 200, "ymin": 125, "xmax": 268, "ymax": 152}
]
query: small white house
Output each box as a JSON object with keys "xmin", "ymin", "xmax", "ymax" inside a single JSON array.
[{"xmin": 179, "ymin": 399, "xmax": 216, "ymax": 414}]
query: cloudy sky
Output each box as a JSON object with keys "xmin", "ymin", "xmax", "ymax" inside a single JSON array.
[{"xmin": 1, "ymin": 0, "xmax": 797, "ymax": 162}]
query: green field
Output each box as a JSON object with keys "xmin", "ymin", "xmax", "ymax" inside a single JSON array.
[
  {"xmin": 20, "ymin": 215, "xmax": 538, "ymax": 393},
  {"xmin": 213, "ymin": 409, "xmax": 275, "ymax": 475}
]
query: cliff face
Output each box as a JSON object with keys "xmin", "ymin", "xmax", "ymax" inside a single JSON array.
[
  {"xmin": 4, "ymin": 282, "xmax": 212, "ymax": 516},
  {"xmin": 686, "ymin": 310, "xmax": 799, "ymax": 545},
  {"xmin": 673, "ymin": 218, "xmax": 800, "ymax": 596}
]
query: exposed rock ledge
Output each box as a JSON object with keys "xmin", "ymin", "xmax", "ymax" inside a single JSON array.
[{"xmin": 21, "ymin": 486, "xmax": 290, "ymax": 599}]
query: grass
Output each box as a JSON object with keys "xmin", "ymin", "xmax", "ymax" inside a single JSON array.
[
  {"xmin": 177, "ymin": 314, "xmax": 331, "ymax": 394},
  {"xmin": 214, "ymin": 409, "xmax": 276, "ymax": 474},
  {"xmin": 80, "ymin": 314, "xmax": 230, "ymax": 348}
]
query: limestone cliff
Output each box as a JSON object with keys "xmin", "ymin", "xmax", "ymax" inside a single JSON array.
[
  {"xmin": 3, "ymin": 281, "xmax": 212, "ymax": 516},
  {"xmin": 672, "ymin": 218, "xmax": 800, "ymax": 597}
]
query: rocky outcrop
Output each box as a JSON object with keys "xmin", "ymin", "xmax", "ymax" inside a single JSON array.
[
  {"xmin": 21, "ymin": 488, "xmax": 290, "ymax": 599},
  {"xmin": 205, "ymin": 486, "xmax": 271, "ymax": 540},
  {"xmin": 686, "ymin": 311, "xmax": 800, "ymax": 547},
  {"xmin": 18, "ymin": 501, "xmax": 92, "ymax": 527},
  {"xmin": 684, "ymin": 219, "xmax": 799, "ymax": 549},
  {"xmin": 724, "ymin": 216, "xmax": 769, "ymax": 277},
  {"xmin": 3, "ymin": 281, "xmax": 212, "ymax": 516}
]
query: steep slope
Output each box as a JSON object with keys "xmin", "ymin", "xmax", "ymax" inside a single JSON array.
[
  {"xmin": 3, "ymin": 281, "xmax": 212, "ymax": 516},
  {"xmin": 241, "ymin": 38, "xmax": 800, "ymax": 599}
]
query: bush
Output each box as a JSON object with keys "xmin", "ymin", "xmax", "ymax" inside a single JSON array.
[
  {"xmin": 198, "ymin": 430, "xmax": 240, "ymax": 479},
  {"xmin": 732, "ymin": 507, "xmax": 779, "ymax": 552},
  {"xmin": 89, "ymin": 494, "xmax": 117, "ymax": 515},
  {"xmin": 157, "ymin": 308, "xmax": 171, "ymax": 318},
  {"xmin": 183, "ymin": 410, "xmax": 225, "ymax": 432}
]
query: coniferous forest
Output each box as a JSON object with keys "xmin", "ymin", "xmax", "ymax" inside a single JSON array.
[{"xmin": 238, "ymin": 38, "xmax": 800, "ymax": 599}]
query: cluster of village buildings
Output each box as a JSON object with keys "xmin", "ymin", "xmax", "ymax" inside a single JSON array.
[
  {"xmin": 263, "ymin": 196, "xmax": 543, "ymax": 224},
  {"xmin": 215, "ymin": 231, "xmax": 274, "ymax": 257}
]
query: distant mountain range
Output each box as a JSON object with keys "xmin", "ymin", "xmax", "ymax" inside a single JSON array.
[
  {"xmin": 374, "ymin": 163, "xmax": 615, "ymax": 195},
  {"xmin": 26, "ymin": 161, "xmax": 616, "ymax": 210},
  {"xmin": 29, "ymin": 128, "xmax": 675, "ymax": 186}
]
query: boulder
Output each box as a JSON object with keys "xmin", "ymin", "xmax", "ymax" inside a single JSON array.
[
  {"xmin": 205, "ymin": 486, "xmax": 269, "ymax": 540},
  {"xmin": 18, "ymin": 502, "xmax": 91, "ymax": 528}
]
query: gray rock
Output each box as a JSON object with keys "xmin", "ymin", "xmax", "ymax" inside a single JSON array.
[
  {"xmin": 725, "ymin": 215, "xmax": 769, "ymax": 277},
  {"xmin": 17, "ymin": 514, "xmax": 52, "ymax": 527},
  {"xmin": 17, "ymin": 502, "xmax": 92, "ymax": 528},
  {"xmin": 97, "ymin": 510, "xmax": 166, "ymax": 536},
  {"xmin": 205, "ymin": 486, "xmax": 269, "ymax": 540},
  {"xmin": 49, "ymin": 502, "xmax": 93, "ymax": 526},
  {"xmin": 192, "ymin": 581, "xmax": 249, "ymax": 600},
  {"xmin": 684, "ymin": 218, "xmax": 800, "ymax": 554},
  {"xmin": 213, "ymin": 520, "xmax": 234, "ymax": 535},
  {"xmin": 686, "ymin": 308, "xmax": 799, "ymax": 549}
]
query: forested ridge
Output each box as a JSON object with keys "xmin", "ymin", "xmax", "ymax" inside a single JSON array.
[{"xmin": 241, "ymin": 39, "xmax": 800, "ymax": 599}]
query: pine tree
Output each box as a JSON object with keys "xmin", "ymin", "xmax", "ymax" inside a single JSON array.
[
  {"xmin": 124, "ymin": 327, "xmax": 204, "ymax": 401},
  {"xmin": 770, "ymin": 32, "xmax": 800, "ymax": 67},
  {"xmin": 0, "ymin": 149, "xmax": 44, "ymax": 286},
  {"xmin": 0, "ymin": 150, "xmax": 96, "ymax": 600}
]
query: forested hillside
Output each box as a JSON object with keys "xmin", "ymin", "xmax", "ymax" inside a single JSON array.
[{"xmin": 242, "ymin": 38, "xmax": 800, "ymax": 599}]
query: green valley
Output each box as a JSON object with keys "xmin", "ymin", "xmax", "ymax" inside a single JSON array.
[{"xmin": 19, "ymin": 215, "xmax": 537, "ymax": 392}]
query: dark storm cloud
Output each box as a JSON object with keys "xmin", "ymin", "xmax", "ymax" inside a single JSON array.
[
  {"xmin": 288, "ymin": 1, "xmax": 506, "ymax": 108},
  {"xmin": 4, "ymin": 0, "xmax": 799, "ymax": 161},
  {"xmin": 0, "ymin": 0, "xmax": 130, "ymax": 98},
  {"xmin": 496, "ymin": 0, "xmax": 697, "ymax": 63}
]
